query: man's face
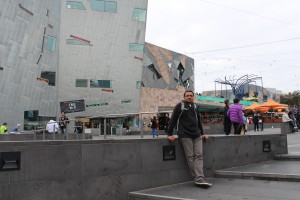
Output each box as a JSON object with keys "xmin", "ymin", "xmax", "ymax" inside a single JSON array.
[
  {"xmin": 61, "ymin": 112, "xmax": 65, "ymax": 116},
  {"xmin": 184, "ymin": 92, "xmax": 194, "ymax": 103}
]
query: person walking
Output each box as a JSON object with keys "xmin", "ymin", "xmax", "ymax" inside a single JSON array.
[
  {"xmin": 227, "ymin": 98, "xmax": 244, "ymax": 135},
  {"xmin": 259, "ymin": 116, "xmax": 264, "ymax": 131},
  {"xmin": 166, "ymin": 90, "xmax": 212, "ymax": 188},
  {"xmin": 151, "ymin": 116, "xmax": 157, "ymax": 138},
  {"xmin": 125, "ymin": 121, "xmax": 131, "ymax": 135},
  {"xmin": 223, "ymin": 99, "xmax": 232, "ymax": 135},
  {"xmin": 253, "ymin": 113, "xmax": 260, "ymax": 131},
  {"xmin": 59, "ymin": 112, "xmax": 69, "ymax": 135}
]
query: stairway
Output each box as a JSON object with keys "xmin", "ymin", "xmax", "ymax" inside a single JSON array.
[{"xmin": 128, "ymin": 154, "xmax": 300, "ymax": 200}]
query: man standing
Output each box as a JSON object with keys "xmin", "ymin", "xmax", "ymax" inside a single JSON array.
[
  {"xmin": 166, "ymin": 90, "xmax": 212, "ymax": 187},
  {"xmin": 253, "ymin": 113, "xmax": 260, "ymax": 131},
  {"xmin": 59, "ymin": 112, "xmax": 69, "ymax": 135},
  {"xmin": 223, "ymin": 99, "xmax": 232, "ymax": 135},
  {"xmin": 227, "ymin": 98, "xmax": 244, "ymax": 135}
]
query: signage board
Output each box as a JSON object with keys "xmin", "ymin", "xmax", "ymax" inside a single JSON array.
[
  {"xmin": 60, "ymin": 99, "xmax": 85, "ymax": 113},
  {"xmin": 163, "ymin": 145, "xmax": 176, "ymax": 161},
  {"xmin": 263, "ymin": 140, "xmax": 271, "ymax": 152}
]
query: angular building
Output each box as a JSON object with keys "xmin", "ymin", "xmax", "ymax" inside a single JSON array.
[
  {"xmin": 0, "ymin": 1, "xmax": 61, "ymax": 130},
  {"xmin": 0, "ymin": 0, "xmax": 194, "ymax": 131}
]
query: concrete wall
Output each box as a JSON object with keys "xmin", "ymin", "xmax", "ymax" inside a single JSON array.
[
  {"xmin": 203, "ymin": 134, "xmax": 287, "ymax": 177},
  {"xmin": 0, "ymin": 133, "xmax": 287, "ymax": 200},
  {"xmin": 203, "ymin": 122, "xmax": 283, "ymax": 135},
  {"xmin": 0, "ymin": 133, "xmax": 92, "ymax": 141}
]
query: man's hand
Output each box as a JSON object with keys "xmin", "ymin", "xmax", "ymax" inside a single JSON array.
[
  {"xmin": 201, "ymin": 135, "xmax": 208, "ymax": 141},
  {"xmin": 168, "ymin": 135, "xmax": 175, "ymax": 142}
]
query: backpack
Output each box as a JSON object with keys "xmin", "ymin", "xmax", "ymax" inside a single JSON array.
[{"xmin": 176, "ymin": 101, "xmax": 199, "ymax": 130}]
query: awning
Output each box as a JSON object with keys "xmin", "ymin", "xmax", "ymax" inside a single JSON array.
[{"xmin": 196, "ymin": 103, "xmax": 224, "ymax": 113}]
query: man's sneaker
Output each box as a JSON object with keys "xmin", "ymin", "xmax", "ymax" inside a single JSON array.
[{"xmin": 195, "ymin": 178, "xmax": 212, "ymax": 188}]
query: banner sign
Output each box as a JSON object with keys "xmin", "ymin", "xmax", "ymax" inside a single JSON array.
[{"xmin": 60, "ymin": 99, "xmax": 85, "ymax": 113}]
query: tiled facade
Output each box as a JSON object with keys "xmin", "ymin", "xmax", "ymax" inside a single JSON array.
[{"xmin": 0, "ymin": 0, "xmax": 195, "ymax": 131}]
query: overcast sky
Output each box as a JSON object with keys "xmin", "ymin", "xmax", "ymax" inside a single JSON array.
[{"xmin": 145, "ymin": 0, "xmax": 300, "ymax": 94}]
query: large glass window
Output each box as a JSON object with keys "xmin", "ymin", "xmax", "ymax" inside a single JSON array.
[
  {"xmin": 66, "ymin": 1, "xmax": 85, "ymax": 10},
  {"xmin": 129, "ymin": 43, "xmax": 144, "ymax": 51},
  {"xmin": 47, "ymin": 36, "xmax": 56, "ymax": 51},
  {"xmin": 76, "ymin": 79, "xmax": 88, "ymax": 87},
  {"xmin": 89, "ymin": 0, "xmax": 117, "ymax": 13},
  {"xmin": 41, "ymin": 71, "xmax": 56, "ymax": 86},
  {"xmin": 24, "ymin": 110, "xmax": 39, "ymax": 130},
  {"xmin": 132, "ymin": 8, "xmax": 147, "ymax": 22},
  {"xmin": 105, "ymin": 1, "xmax": 117, "ymax": 12},
  {"xmin": 90, "ymin": 80, "xmax": 111, "ymax": 88}
]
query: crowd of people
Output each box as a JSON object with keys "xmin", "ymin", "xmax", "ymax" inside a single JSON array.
[
  {"xmin": 223, "ymin": 99, "xmax": 300, "ymax": 135},
  {"xmin": 224, "ymin": 98, "xmax": 267, "ymax": 135},
  {"xmin": 225, "ymin": 98, "xmax": 248, "ymax": 135}
]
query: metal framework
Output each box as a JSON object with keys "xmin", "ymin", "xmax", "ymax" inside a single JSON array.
[{"xmin": 215, "ymin": 74, "xmax": 263, "ymax": 100}]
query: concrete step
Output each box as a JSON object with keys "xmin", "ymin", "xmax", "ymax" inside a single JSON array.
[
  {"xmin": 274, "ymin": 152, "xmax": 300, "ymax": 160},
  {"xmin": 214, "ymin": 160, "xmax": 300, "ymax": 182},
  {"xmin": 128, "ymin": 178, "xmax": 300, "ymax": 200}
]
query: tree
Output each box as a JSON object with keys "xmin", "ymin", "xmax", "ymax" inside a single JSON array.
[{"xmin": 280, "ymin": 90, "xmax": 300, "ymax": 107}]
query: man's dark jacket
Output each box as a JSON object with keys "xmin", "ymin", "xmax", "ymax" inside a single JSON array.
[{"xmin": 167, "ymin": 101, "xmax": 203, "ymax": 139}]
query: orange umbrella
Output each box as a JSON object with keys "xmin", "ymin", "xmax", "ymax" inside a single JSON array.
[
  {"xmin": 243, "ymin": 102, "xmax": 260, "ymax": 111},
  {"xmin": 256, "ymin": 99, "xmax": 287, "ymax": 112}
]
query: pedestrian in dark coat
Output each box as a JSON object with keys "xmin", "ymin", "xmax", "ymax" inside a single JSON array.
[{"xmin": 223, "ymin": 99, "xmax": 232, "ymax": 135}]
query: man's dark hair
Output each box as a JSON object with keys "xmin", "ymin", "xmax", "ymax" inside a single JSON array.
[
  {"xmin": 184, "ymin": 90, "xmax": 194, "ymax": 97},
  {"xmin": 3, "ymin": 122, "xmax": 7, "ymax": 125},
  {"xmin": 224, "ymin": 99, "xmax": 230, "ymax": 104},
  {"xmin": 233, "ymin": 98, "xmax": 240, "ymax": 103}
]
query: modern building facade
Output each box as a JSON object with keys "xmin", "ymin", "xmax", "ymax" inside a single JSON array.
[
  {"xmin": 140, "ymin": 42, "xmax": 194, "ymax": 113},
  {"xmin": 0, "ymin": 0, "xmax": 148, "ymax": 130},
  {"xmin": 0, "ymin": 0, "xmax": 61, "ymax": 130},
  {"xmin": 58, "ymin": 0, "xmax": 147, "ymax": 119},
  {"xmin": 0, "ymin": 0, "xmax": 195, "ymax": 131}
]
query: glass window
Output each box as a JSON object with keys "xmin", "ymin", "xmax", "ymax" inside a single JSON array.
[
  {"xmin": 89, "ymin": 0, "xmax": 117, "ymax": 13},
  {"xmin": 41, "ymin": 71, "xmax": 56, "ymax": 86},
  {"xmin": 105, "ymin": 1, "xmax": 117, "ymax": 12},
  {"xmin": 90, "ymin": 0, "xmax": 105, "ymax": 11},
  {"xmin": 132, "ymin": 8, "xmax": 146, "ymax": 22},
  {"xmin": 66, "ymin": 39, "xmax": 91, "ymax": 45},
  {"xmin": 66, "ymin": 1, "xmax": 85, "ymax": 10},
  {"xmin": 129, "ymin": 43, "xmax": 144, "ymax": 51},
  {"xmin": 90, "ymin": 80, "xmax": 111, "ymax": 88},
  {"xmin": 76, "ymin": 79, "xmax": 88, "ymax": 87},
  {"xmin": 47, "ymin": 36, "xmax": 56, "ymax": 51},
  {"xmin": 24, "ymin": 110, "xmax": 39, "ymax": 130}
]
